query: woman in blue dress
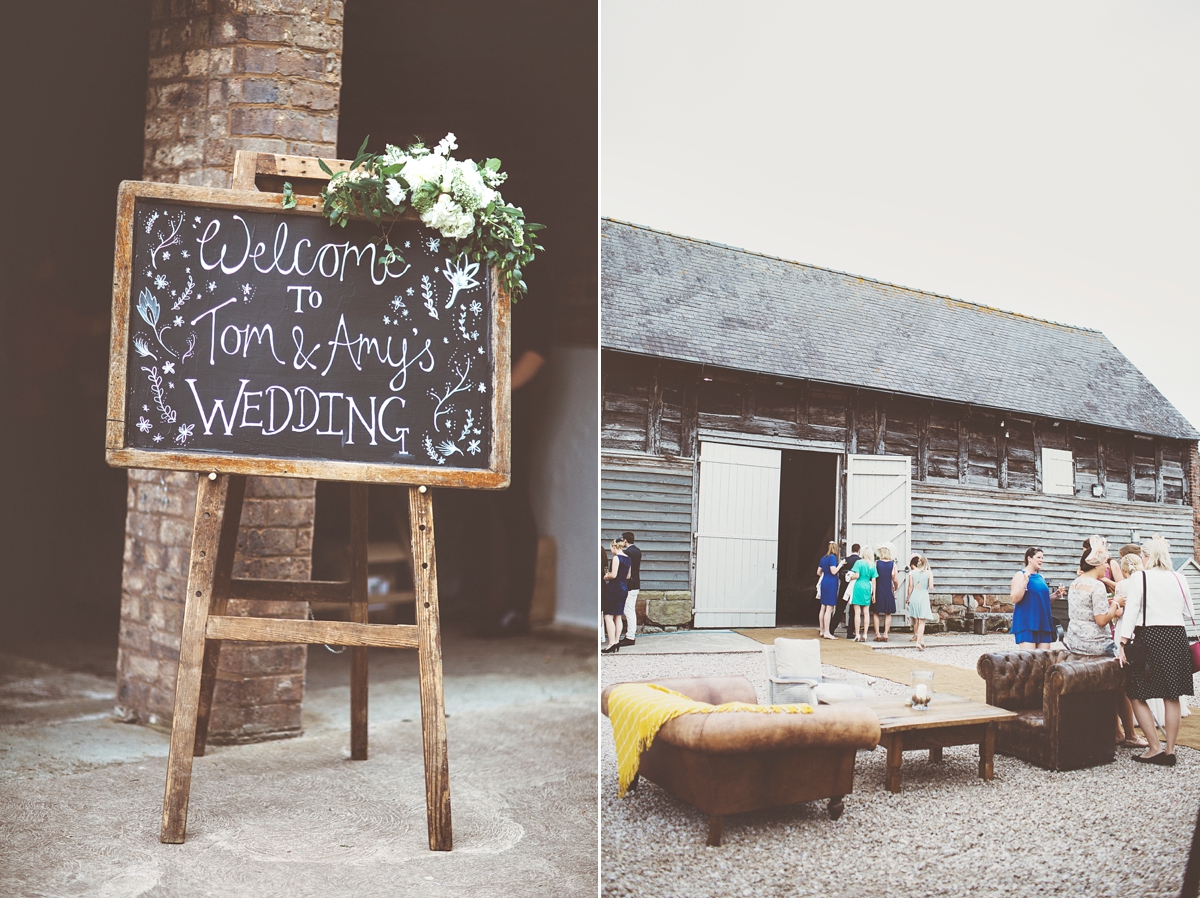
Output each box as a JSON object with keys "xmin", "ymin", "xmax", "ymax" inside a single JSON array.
[
  {"xmin": 1009, "ymin": 547, "xmax": 1060, "ymax": 649},
  {"xmin": 816, "ymin": 542, "xmax": 842, "ymax": 639},
  {"xmin": 871, "ymin": 544, "xmax": 900, "ymax": 642}
]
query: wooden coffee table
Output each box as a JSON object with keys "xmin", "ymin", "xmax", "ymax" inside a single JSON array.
[{"xmin": 860, "ymin": 694, "xmax": 1017, "ymax": 793}]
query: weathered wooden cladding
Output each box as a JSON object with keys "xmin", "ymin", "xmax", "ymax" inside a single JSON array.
[
  {"xmin": 602, "ymin": 350, "xmax": 1193, "ymax": 507},
  {"xmin": 600, "ymin": 453, "xmax": 694, "ymax": 591},
  {"xmin": 912, "ymin": 482, "xmax": 1193, "ymax": 595}
]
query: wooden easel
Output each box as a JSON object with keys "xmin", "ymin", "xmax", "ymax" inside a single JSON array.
[{"xmin": 160, "ymin": 472, "xmax": 452, "ymax": 850}]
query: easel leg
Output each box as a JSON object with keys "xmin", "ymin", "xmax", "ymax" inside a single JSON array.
[
  {"xmin": 161, "ymin": 474, "xmax": 232, "ymax": 844},
  {"xmin": 349, "ymin": 483, "xmax": 369, "ymax": 760},
  {"xmin": 193, "ymin": 474, "xmax": 247, "ymax": 757},
  {"xmin": 409, "ymin": 486, "xmax": 452, "ymax": 851}
]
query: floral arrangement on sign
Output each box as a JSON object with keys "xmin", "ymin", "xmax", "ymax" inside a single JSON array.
[{"xmin": 283, "ymin": 133, "xmax": 543, "ymax": 299}]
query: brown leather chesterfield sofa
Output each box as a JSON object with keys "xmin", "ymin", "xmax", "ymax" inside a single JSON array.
[
  {"xmin": 600, "ymin": 676, "xmax": 880, "ymax": 846},
  {"xmin": 976, "ymin": 650, "xmax": 1124, "ymax": 771}
]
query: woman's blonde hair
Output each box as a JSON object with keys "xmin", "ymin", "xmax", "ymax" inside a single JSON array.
[
  {"xmin": 827, "ymin": 541, "xmax": 840, "ymax": 559},
  {"xmin": 877, "ymin": 544, "xmax": 894, "ymax": 561},
  {"xmin": 610, "ymin": 537, "xmax": 627, "ymax": 552},
  {"xmin": 1120, "ymin": 553, "xmax": 1144, "ymax": 576},
  {"xmin": 1142, "ymin": 535, "xmax": 1173, "ymax": 572},
  {"xmin": 860, "ymin": 546, "xmax": 875, "ymax": 563}
]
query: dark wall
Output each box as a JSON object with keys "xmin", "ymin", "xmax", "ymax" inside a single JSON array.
[
  {"xmin": 338, "ymin": 0, "xmax": 597, "ymax": 345},
  {"xmin": 0, "ymin": 1, "xmax": 152, "ymax": 629}
]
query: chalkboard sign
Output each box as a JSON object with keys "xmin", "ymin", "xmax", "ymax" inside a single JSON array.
[{"xmin": 106, "ymin": 181, "xmax": 510, "ymax": 488}]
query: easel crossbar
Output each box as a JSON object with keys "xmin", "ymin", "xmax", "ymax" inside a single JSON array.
[
  {"xmin": 206, "ymin": 616, "xmax": 419, "ymax": 648},
  {"xmin": 226, "ymin": 578, "xmax": 352, "ymax": 603}
]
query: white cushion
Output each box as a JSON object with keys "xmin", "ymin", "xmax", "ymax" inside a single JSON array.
[
  {"xmin": 773, "ymin": 638, "xmax": 822, "ymax": 679},
  {"xmin": 814, "ymin": 682, "xmax": 877, "ymax": 704}
]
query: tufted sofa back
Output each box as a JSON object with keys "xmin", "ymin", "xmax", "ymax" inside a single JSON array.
[{"xmin": 976, "ymin": 650, "xmax": 1076, "ymax": 710}]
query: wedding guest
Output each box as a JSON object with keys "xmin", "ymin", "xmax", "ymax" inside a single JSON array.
[
  {"xmin": 817, "ymin": 542, "xmax": 842, "ymax": 639},
  {"xmin": 872, "ymin": 543, "xmax": 899, "ymax": 642},
  {"xmin": 832, "ymin": 543, "xmax": 861, "ymax": 636},
  {"xmin": 1010, "ymin": 547, "xmax": 1058, "ymax": 649},
  {"xmin": 619, "ymin": 531, "xmax": 642, "ymax": 647},
  {"xmin": 1117, "ymin": 535, "xmax": 1196, "ymax": 765},
  {"xmin": 906, "ymin": 555, "xmax": 935, "ymax": 651},
  {"xmin": 846, "ymin": 546, "xmax": 877, "ymax": 643},
  {"xmin": 601, "ymin": 538, "xmax": 631, "ymax": 654}
]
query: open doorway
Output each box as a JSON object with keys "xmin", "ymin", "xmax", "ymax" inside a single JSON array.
[{"xmin": 775, "ymin": 451, "xmax": 839, "ymax": 626}]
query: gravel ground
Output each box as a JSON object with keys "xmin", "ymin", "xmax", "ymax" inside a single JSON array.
[{"xmin": 600, "ymin": 644, "xmax": 1200, "ymax": 898}]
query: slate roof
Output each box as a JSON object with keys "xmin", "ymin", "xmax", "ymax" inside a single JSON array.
[{"xmin": 601, "ymin": 219, "xmax": 1199, "ymax": 441}]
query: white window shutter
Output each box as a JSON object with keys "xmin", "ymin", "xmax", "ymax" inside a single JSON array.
[{"xmin": 1042, "ymin": 448, "xmax": 1074, "ymax": 495}]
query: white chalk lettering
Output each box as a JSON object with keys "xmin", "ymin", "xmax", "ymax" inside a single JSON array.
[
  {"xmin": 317, "ymin": 391, "xmax": 345, "ymax": 436},
  {"xmin": 292, "ymin": 386, "xmax": 320, "ymax": 432},
  {"xmin": 186, "ymin": 378, "xmax": 249, "ymax": 436},
  {"xmin": 264, "ymin": 385, "xmax": 293, "ymax": 435},
  {"xmin": 240, "ymin": 390, "xmax": 264, "ymax": 429},
  {"xmin": 345, "ymin": 395, "xmax": 378, "ymax": 446},
  {"xmin": 378, "ymin": 396, "xmax": 408, "ymax": 448}
]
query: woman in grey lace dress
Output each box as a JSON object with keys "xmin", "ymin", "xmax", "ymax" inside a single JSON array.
[{"xmin": 1064, "ymin": 536, "xmax": 1122, "ymax": 657}]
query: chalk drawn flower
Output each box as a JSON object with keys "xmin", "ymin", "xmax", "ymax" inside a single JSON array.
[
  {"xmin": 467, "ymin": 440, "xmax": 480, "ymax": 455},
  {"xmin": 175, "ymin": 423, "xmax": 194, "ymax": 445},
  {"xmin": 207, "ymin": 281, "xmax": 216, "ymax": 293},
  {"xmin": 167, "ymin": 382, "xmax": 175, "ymax": 389},
  {"xmin": 152, "ymin": 434, "xmax": 164, "ymax": 443},
  {"xmin": 137, "ymin": 288, "xmax": 160, "ymax": 328},
  {"xmin": 173, "ymin": 316, "xmax": 183, "ymax": 327},
  {"xmin": 180, "ymin": 250, "xmax": 189, "ymax": 259},
  {"xmin": 162, "ymin": 361, "xmax": 175, "ymax": 374},
  {"xmin": 477, "ymin": 346, "xmax": 485, "ymax": 354},
  {"xmin": 443, "ymin": 337, "xmax": 449, "ymax": 344},
  {"xmin": 162, "ymin": 250, "xmax": 170, "ymax": 260},
  {"xmin": 383, "ymin": 316, "xmax": 391, "ymax": 325},
  {"xmin": 154, "ymin": 274, "xmax": 169, "ymax": 289},
  {"xmin": 404, "ymin": 241, "xmax": 411, "ymax": 249},
  {"xmin": 391, "ymin": 297, "xmax": 402, "ymax": 310},
  {"xmin": 470, "ymin": 330, "xmax": 479, "ymax": 340},
  {"xmin": 136, "ymin": 417, "xmax": 153, "ymax": 433},
  {"xmin": 469, "ymin": 300, "xmax": 482, "ymax": 315},
  {"xmin": 142, "ymin": 405, "xmax": 149, "ymax": 412},
  {"xmin": 426, "ymin": 237, "xmax": 440, "ymax": 253},
  {"xmin": 477, "ymin": 383, "xmax": 487, "ymax": 393},
  {"xmin": 242, "ymin": 284, "xmax": 252, "ymax": 296},
  {"xmin": 406, "ymin": 287, "xmax": 414, "ymax": 296},
  {"xmin": 132, "ymin": 334, "xmax": 157, "ymax": 360}
]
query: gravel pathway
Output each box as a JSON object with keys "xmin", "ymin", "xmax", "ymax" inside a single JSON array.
[{"xmin": 600, "ymin": 647, "xmax": 1200, "ymax": 898}]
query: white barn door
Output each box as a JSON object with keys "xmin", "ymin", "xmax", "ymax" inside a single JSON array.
[
  {"xmin": 693, "ymin": 442, "xmax": 781, "ymax": 628},
  {"xmin": 846, "ymin": 454, "xmax": 912, "ymax": 620}
]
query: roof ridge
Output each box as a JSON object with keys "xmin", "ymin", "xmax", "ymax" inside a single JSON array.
[{"xmin": 602, "ymin": 216, "xmax": 1102, "ymax": 337}]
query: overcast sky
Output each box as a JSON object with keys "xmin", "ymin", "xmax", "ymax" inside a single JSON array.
[{"xmin": 601, "ymin": 1, "xmax": 1200, "ymax": 431}]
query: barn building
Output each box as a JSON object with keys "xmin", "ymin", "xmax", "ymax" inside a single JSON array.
[{"xmin": 601, "ymin": 219, "xmax": 1200, "ymax": 631}]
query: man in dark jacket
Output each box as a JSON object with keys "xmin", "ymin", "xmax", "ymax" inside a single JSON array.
[
  {"xmin": 618, "ymin": 531, "xmax": 641, "ymax": 647},
  {"xmin": 831, "ymin": 543, "xmax": 860, "ymax": 637}
]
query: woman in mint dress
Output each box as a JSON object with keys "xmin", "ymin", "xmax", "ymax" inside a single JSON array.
[
  {"xmin": 846, "ymin": 546, "xmax": 878, "ymax": 643},
  {"xmin": 906, "ymin": 554, "xmax": 934, "ymax": 650}
]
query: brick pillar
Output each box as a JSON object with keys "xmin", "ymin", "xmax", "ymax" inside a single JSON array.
[{"xmin": 116, "ymin": 0, "xmax": 343, "ymax": 742}]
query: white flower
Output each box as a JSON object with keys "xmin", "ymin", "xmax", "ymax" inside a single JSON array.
[
  {"xmin": 406, "ymin": 287, "xmax": 414, "ymax": 296},
  {"xmin": 152, "ymin": 433, "xmax": 164, "ymax": 443},
  {"xmin": 142, "ymin": 405, "xmax": 149, "ymax": 412},
  {"xmin": 469, "ymin": 300, "xmax": 482, "ymax": 315},
  {"xmin": 154, "ymin": 274, "xmax": 169, "ymax": 289},
  {"xmin": 467, "ymin": 439, "xmax": 481, "ymax": 455},
  {"xmin": 385, "ymin": 178, "xmax": 406, "ymax": 206},
  {"xmin": 421, "ymin": 194, "xmax": 474, "ymax": 240},
  {"xmin": 173, "ymin": 316, "xmax": 183, "ymax": 327},
  {"xmin": 402, "ymin": 152, "xmax": 447, "ymax": 193},
  {"xmin": 163, "ymin": 361, "xmax": 176, "ymax": 374},
  {"xmin": 383, "ymin": 316, "xmax": 391, "ymax": 325},
  {"xmin": 434, "ymin": 132, "xmax": 458, "ymax": 156},
  {"xmin": 478, "ymin": 383, "xmax": 487, "ymax": 393},
  {"xmin": 181, "ymin": 250, "xmax": 189, "ymax": 258},
  {"xmin": 162, "ymin": 250, "xmax": 170, "ymax": 260},
  {"xmin": 241, "ymin": 284, "xmax": 252, "ymax": 296},
  {"xmin": 136, "ymin": 417, "xmax": 153, "ymax": 433}
]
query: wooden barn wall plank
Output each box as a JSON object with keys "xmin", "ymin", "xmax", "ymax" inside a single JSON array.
[
  {"xmin": 601, "ymin": 454, "xmax": 695, "ymax": 591},
  {"xmin": 911, "ymin": 482, "xmax": 1193, "ymax": 596}
]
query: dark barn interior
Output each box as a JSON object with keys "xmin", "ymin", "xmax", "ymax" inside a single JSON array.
[{"xmin": 775, "ymin": 450, "xmax": 837, "ymax": 625}]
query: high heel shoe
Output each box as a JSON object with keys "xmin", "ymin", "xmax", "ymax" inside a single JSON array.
[{"xmin": 601, "ymin": 643, "xmax": 619, "ymax": 654}]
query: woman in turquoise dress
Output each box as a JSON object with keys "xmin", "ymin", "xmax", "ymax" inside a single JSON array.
[
  {"xmin": 846, "ymin": 546, "xmax": 878, "ymax": 643},
  {"xmin": 1009, "ymin": 547, "xmax": 1059, "ymax": 649}
]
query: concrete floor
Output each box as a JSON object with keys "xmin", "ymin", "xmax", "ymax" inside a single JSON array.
[{"xmin": 0, "ymin": 622, "xmax": 597, "ymax": 898}]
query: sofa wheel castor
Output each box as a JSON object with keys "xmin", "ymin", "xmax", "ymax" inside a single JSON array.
[{"xmin": 827, "ymin": 796, "xmax": 845, "ymax": 820}]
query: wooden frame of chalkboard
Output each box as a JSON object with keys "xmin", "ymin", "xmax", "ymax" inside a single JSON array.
[{"xmin": 106, "ymin": 179, "xmax": 511, "ymax": 489}]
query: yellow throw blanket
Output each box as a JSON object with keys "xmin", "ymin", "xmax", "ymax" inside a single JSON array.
[{"xmin": 607, "ymin": 683, "xmax": 814, "ymax": 797}]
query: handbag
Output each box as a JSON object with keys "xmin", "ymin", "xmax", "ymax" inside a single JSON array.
[
  {"xmin": 1123, "ymin": 572, "xmax": 1151, "ymax": 676},
  {"xmin": 1190, "ymin": 640, "xmax": 1200, "ymax": 675}
]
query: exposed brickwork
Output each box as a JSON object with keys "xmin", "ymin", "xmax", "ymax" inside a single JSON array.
[
  {"xmin": 142, "ymin": 0, "xmax": 343, "ymax": 188},
  {"xmin": 116, "ymin": 0, "xmax": 342, "ymax": 742}
]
